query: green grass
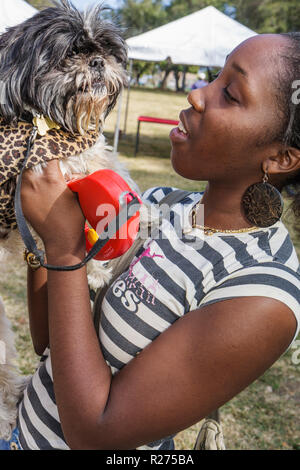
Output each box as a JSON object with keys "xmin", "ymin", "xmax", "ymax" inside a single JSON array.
[{"xmin": 1, "ymin": 87, "xmax": 299, "ymax": 450}]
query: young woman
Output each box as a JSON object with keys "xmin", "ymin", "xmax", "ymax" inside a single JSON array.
[{"xmin": 9, "ymin": 33, "xmax": 300, "ymax": 449}]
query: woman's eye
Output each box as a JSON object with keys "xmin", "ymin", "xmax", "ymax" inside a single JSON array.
[{"xmin": 223, "ymin": 86, "xmax": 239, "ymax": 104}]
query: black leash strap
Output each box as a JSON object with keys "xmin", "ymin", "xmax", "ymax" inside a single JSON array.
[{"xmin": 14, "ymin": 126, "xmax": 141, "ymax": 271}]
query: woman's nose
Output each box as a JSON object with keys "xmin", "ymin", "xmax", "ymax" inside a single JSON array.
[{"xmin": 187, "ymin": 89, "xmax": 205, "ymax": 113}]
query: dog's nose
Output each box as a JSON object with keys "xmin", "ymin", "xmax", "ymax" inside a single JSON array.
[{"xmin": 90, "ymin": 58, "xmax": 104, "ymax": 69}]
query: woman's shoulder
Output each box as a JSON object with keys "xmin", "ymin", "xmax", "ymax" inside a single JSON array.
[
  {"xmin": 141, "ymin": 187, "xmax": 178, "ymax": 205},
  {"xmin": 200, "ymin": 225, "xmax": 300, "ymax": 346},
  {"xmin": 259, "ymin": 220, "xmax": 300, "ymax": 275},
  {"xmin": 210, "ymin": 219, "xmax": 300, "ymax": 276}
]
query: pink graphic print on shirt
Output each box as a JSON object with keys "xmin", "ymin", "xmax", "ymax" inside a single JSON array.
[
  {"xmin": 129, "ymin": 245, "xmax": 164, "ymax": 276},
  {"xmin": 111, "ymin": 244, "xmax": 165, "ymax": 312}
]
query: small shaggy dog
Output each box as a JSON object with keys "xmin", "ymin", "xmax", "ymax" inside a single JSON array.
[{"xmin": 0, "ymin": 0, "xmax": 152, "ymax": 440}]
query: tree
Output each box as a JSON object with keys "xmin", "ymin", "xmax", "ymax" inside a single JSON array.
[
  {"xmin": 166, "ymin": 0, "xmax": 300, "ymax": 33},
  {"xmin": 158, "ymin": 59, "xmax": 173, "ymax": 90},
  {"xmin": 258, "ymin": 0, "xmax": 300, "ymax": 33},
  {"xmin": 229, "ymin": 0, "xmax": 264, "ymax": 31},
  {"xmin": 132, "ymin": 61, "xmax": 156, "ymax": 85},
  {"xmin": 165, "ymin": 0, "xmax": 230, "ymax": 21},
  {"xmin": 230, "ymin": 0, "xmax": 300, "ymax": 33},
  {"xmin": 117, "ymin": 0, "xmax": 167, "ymax": 38}
]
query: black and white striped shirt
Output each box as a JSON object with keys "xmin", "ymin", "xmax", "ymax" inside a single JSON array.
[{"xmin": 17, "ymin": 187, "xmax": 300, "ymax": 450}]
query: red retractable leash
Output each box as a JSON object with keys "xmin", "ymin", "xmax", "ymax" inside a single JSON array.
[{"xmin": 67, "ymin": 169, "xmax": 141, "ymax": 261}]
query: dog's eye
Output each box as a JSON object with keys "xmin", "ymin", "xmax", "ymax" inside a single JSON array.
[
  {"xmin": 76, "ymin": 34, "xmax": 85, "ymax": 46},
  {"xmin": 69, "ymin": 34, "xmax": 88, "ymax": 56},
  {"xmin": 67, "ymin": 47, "xmax": 78, "ymax": 57}
]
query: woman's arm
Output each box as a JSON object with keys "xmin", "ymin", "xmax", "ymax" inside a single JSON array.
[
  {"xmin": 27, "ymin": 265, "xmax": 49, "ymax": 355},
  {"xmin": 44, "ymin": 264, "xmax": 298, "ymax": 450},
  {"xmin": 21, "ymin": 161, "xmax": 297, "ymax": 449},
  {"xmin": 26, "ymin": 172, "xmax": 86, "ymax": 355}
]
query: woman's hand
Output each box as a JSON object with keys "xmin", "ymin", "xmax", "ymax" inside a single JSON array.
[
  {"xmin": 21, "ymin": 160, "xmax": 86, "ymax": 256},
  {"xmin": 23, "ymin": 163, "xmax": 88, "ymax": 355}
]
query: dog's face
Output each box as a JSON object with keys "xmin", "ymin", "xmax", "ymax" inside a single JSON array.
[{"xmin": 0, "ymin": 0, "xmax": 128, "ymax": 135}]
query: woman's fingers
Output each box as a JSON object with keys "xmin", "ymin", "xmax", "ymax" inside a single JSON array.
[
  {"xmin": 21, "ymin": 160, "xmax": 66, "ymax": 222},
  {"xmin": 22, "ymin": 159, "xmax": 65, "ymax": 186},
  {"xmin": 21, "ymin": 160, "xmax": 86, "ymax": 250},
  {"xmin": 64, "ymin": 173, "xmax": 86, "ymax": 182}
]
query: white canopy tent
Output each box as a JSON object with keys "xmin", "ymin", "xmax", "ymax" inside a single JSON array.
[
  {"xmin": 126, "ymin": 6, "xmax": 257, "ymax": 67},
  {"xmin": 113, "ymin": 6, "xmax": 256, "ymax": 152},
  {"xmin": 0, "ymin": 0, "xmax": 37, "ymax": 33}
]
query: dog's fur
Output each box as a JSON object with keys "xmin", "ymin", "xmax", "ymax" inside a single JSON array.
[{"xmin": 0, "ymin": 0, "xmax": 154, "ymax": 440}]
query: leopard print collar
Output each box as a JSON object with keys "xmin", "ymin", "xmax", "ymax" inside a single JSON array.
[{"xmin": 0, "ymin": 118, "xmax": 99, "ymax": 232}]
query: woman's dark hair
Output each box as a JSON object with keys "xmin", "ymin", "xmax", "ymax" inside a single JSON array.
[{"xmin": 277, "ymin": 33, "xmax": 300, "ymax": 219}]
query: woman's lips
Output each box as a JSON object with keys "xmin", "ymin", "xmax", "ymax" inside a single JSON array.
[
  {"xmin": 169, "ymin": 111, "xmax": 189, "ymax": 143},
  {"xmin": 179, "ymin": 111, "xmax": 189, "ymax": 134},
  {"xmin": 170, "ymin": 126, "xmax": 189, "ymax": 142}
]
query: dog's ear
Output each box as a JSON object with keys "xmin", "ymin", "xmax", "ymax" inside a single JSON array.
[{"xmin": 0, "ymin": 28, "xmax": 17, "ymax": 52}]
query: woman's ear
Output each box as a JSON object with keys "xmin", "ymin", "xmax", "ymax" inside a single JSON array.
[{"xmin": 263, "ymin": 147, "xmax": 300, "ymax": 175}]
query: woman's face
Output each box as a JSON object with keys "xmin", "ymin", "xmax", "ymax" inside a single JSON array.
[{"xmin": 170, "ymin": 34, "xmax": 288, "ymax": 186}]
